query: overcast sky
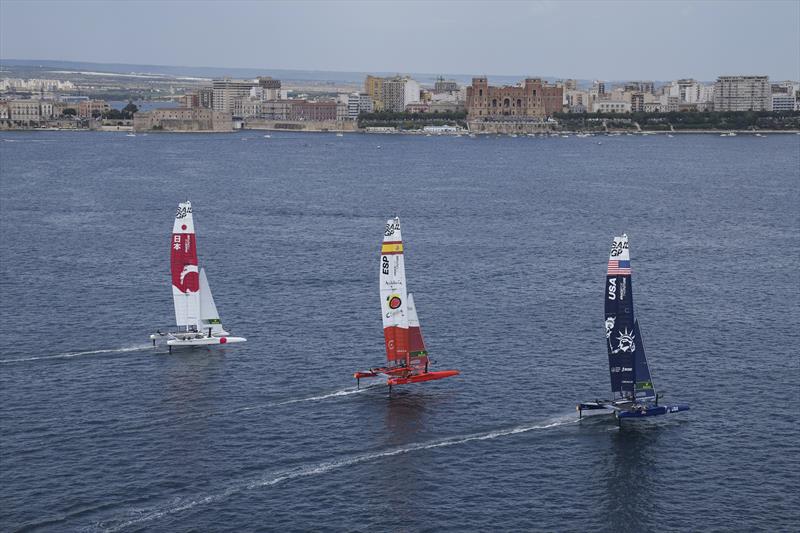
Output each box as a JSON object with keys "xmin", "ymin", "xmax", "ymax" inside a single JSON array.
[{"xmin": 1, "ymin": 0, "xmax": 798, "ymax": 80}]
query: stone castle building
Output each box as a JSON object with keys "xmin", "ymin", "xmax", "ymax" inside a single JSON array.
[
  {"xmin": 133, "ymin": 108, "xmax": 233, "ymax": 132},
  {"xmin": 465, "ymin": 77, "xmax": 563, "ymax": 118}
]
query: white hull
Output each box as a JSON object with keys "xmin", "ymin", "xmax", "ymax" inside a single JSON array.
[{"xmin": 167, "ymin": 336, "xmax": 246, "ymax": 347}]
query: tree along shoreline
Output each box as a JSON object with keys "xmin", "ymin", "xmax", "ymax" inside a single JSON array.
[{"xmin": 554, "ymin": 110, "xmax": 800, "ymax": 131}]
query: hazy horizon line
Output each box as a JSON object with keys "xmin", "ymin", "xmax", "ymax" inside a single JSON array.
[{"xmin": 4, "ymin": 57, "xmax": 778, "ymax": 85}]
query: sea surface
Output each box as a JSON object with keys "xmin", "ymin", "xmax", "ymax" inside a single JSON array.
[{"xmin": 1, "ymin": 131, "xmax": 798, "ymax": 532}]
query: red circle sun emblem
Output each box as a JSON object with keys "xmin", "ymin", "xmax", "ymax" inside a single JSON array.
[
  {"xmin": 388, "ymin": 296, "xmax": 402, "ymax": 309},
  {"xmin": 181, "ymin": 224, "xmax": 187, "ymax": 230}
]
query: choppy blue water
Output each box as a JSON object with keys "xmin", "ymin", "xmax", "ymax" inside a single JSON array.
[{"xmin": 1, "ymin": 131, "xmax": 798, "ymax": 532}]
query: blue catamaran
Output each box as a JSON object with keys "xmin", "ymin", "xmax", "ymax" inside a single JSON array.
[{"xmin": 578, "ymin": 234, "xmax": 689, "ymax": 423}]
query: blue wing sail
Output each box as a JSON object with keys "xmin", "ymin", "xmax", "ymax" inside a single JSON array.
[
  {"xmin": 605, "ymin": 235, "xmax": 635, "ymax": 400},
  {"xmin": 633, "ymin": 319, "xmax": 657, "ymax": 401}
]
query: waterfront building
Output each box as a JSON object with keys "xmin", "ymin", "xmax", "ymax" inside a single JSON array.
[
  {"xmin": 657, "ymin": 95, "xmax": 680, "ymax": 112},
  {"xmin": 630, "ymin": 92, "xmax": 645, "ymax": 112},
  {"xmin": 233, "ymin": 97, "xmax": 263, "ymax": 118},
  {"xmin": 423, "ymin": 124, "xmax": 459, "ymax": 133},
  {"xmin": 643, "ymin": 102, "xmax": 662, "ymax": 113},
  {"xmin": 336, "ymin": 101, "xmax": 348, "ymax": 121},
  {"xmin": 198, "ymin": 87, "xmax": 214, "ymax": 109},
  {"xmin": 0, "ymin": 102, "xmax": 8, "ymax": 120},
  {"xmin": 364, "ymin": 75, "xmax": 385, "ymax": 111},
  {"xmin": 382, "ymin": 76, "xmax": 421, "ymax": 113},
  {"xmin": 182, "ymin": 93, "xmax": 200, "ymax": 108},
  {"xmin": 624, "ymin": 81, "xmax": 655, "ymax": 94},
  {"xmin": 771, "ymin": 93, "xmax": 795, "ymax": 112},
  {"xmin": 405, "ymin": 102, "xmax": 430, "ymax": 113},
  {"xmin": 7, "ymin": 99, "xmax": 54, "ymax": 122},
  {"xmin": 262, "ymin": 100, "xmax": 292, "ymax": 120},
  {"xmin": 771, "ymin": 81, "xmax": 800, "ymax": 111},
  {"xmin": 346, "ymin": 92, "xmax": 373, "ymax": 119},
  {"xmin": 257, "ymin": 77, "xmax": 282, "ymax": 100},
  {"xmin": 288, "ymin": 100, "xmax": 339, "ymax": 121},
  {"xmin": 434, "ymin": 77, "xmax": 459, "ymax": 94},
  {"xmin": 564, "ymin": 89, "xmax": 590, "ymax": 112},
  {"xmin": 212, "ymin": 78, "xmax": 259, "ymax": 113},
  {"xmin": 713, "ymin": 76, "xmax": 770, "ymax": 111},
  {"xmin": 429, "ymin": 101, "xmax": 464, "ymax": 113},
  {"xmin": 78, "ymin": 99, "xmax": 110, "ymax": 118},
  {"xmin": 465, "ymin": 77, "xmax": 563, "ymax": 118},
  {"xmin": 133, "ymin": 108, "xmax": 232, "ymax": 132},
  {"xmin": 0, "ymin": 78, "xmax": 75, "ymax": 93},
  {"xmin": 592, "ymin": 100, "xmax": 631, "ymax": 113}
]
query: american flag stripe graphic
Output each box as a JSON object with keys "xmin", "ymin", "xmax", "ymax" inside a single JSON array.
[{"xmin": 607, "ymin": 259, "xmax": 631, "ymax": 275}]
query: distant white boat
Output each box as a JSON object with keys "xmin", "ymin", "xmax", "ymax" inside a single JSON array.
[
  {"xmin": 150, "ymin": 201, "xmax": 246, "ymax": 352},
  {"xmin": 126, "ymin": 132, "xmax": 136, "ymax": 137},
  {"xmin": 264, "ymin": 134, "xmax": 272, "ymax": 139},
  {"xmin": 336, "ymin": 132, "xmax": 344, "ymax": 137},
  {"xmin": 667, "ymin": 134, "xmax": 674, "ymax": 138}
]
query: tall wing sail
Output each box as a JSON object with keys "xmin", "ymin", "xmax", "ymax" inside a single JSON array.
[
  {"xmin": 632, "ymin": 319, "xmax": 657, "ymax": 400},
  {"xmin": 171, "ymin": 201, "xmax": 200, "ymax": 329},
  {"xmin": 605, "ymin": 234, "xmax": 635, "ymax": 400},
  {"xmin": 198, "ymin": 268, "xmax": 227, "ymax": 336},
  {"xmin": 380, "ymin": 217, "xmax": 409, "ymax": 366},
  {"xmin": 407, "ymin": 292, "xmax": 430, "ymax": 375}
]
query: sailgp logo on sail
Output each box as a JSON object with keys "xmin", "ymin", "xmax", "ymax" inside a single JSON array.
[{"xmin": 176, "ymin": 204, "xmax": 192, "ymax": 219}]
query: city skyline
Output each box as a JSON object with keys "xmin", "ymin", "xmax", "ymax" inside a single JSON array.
[{"xmin": 1, "ymin": 0, "xmax": 799, "ymax": 81}]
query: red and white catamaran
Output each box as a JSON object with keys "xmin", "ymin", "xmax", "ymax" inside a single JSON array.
[
  {"xmin": 354, "ymin": 217, "xmax": 459, "ymax": 389},
  {"xmin": 150, "ymin": 201, "xmax": 246, "ymax": 351}
]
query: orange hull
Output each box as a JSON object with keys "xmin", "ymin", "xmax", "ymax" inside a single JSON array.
[
  {"xmin": 388, "ymin": 370, "xmax": 459, "ymax": 385},
  {"xmin": 353, "ymin": 368, "xmax": 459, "ymax": 385}
]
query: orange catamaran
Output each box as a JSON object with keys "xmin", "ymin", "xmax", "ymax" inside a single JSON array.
[{"xmin": 354, "ymin": 217, "xmax": 459, "ymax": 389}]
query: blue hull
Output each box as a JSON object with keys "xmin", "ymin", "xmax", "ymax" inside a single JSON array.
[{"xmin": 617, "ymin": 404, "xmax": 690, "ymax": 419}]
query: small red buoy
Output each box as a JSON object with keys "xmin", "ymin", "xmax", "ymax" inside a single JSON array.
[
  {"xmin": 220, "ymin": 337, "xmax": 227, "ymax": 344},
  {"xmin": 181, "ymin": 224, "xmax": 187, "ymax": 230}
]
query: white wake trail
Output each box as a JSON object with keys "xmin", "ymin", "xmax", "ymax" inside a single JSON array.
[
  {"xmin": 0, "ymin": 345, "xmax": 151, "ymax": 364},
  {"xmin": 100, "ymin": 415, "xmax": 577, "ymax": 531},
  {"xmin": 274, "ymin": 382, "xmax": 383, "ymax": 406}
]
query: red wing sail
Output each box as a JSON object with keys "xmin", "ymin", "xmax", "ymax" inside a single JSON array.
[
  {"xmin": 171, "ymin": 201, "xmax": 200, "ymax": 327},
  {"xmin": 407, "ymin": 293, "xmax": 429, "ymax": 375},
  {"xmin": 384, "ymin": 326, "xmax": 409, "ymax": 366}
]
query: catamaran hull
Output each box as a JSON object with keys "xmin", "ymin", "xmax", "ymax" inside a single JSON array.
[
  {"xmin": 616, "ymin": 404, "xmax": 689, "ymax": 419},
  {"xmin": 576, "ymin": 402, "xmax": 616, "ymax": 417},
  {"xmin": 354, "ymin": 369, "xmax": 459, "ymax": 386},
  {"xmin": 166, "ymin": 336, "xmax": 246, "ymax": 347},
  {"xmin": 577, "ymin": 401, "xmax": 690, "ymax": 420},
  {"xmin": 387, "ymin": 370, "xmax": 459, "ymax": 385}
]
